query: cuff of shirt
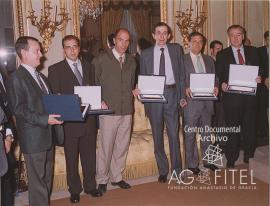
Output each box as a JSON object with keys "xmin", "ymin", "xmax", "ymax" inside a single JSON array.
[{"xmin": 5, "ymin": 128, "xmax": 13, "ymax": 136}]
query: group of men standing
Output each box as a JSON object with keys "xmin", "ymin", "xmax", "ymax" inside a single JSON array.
[{"xmin": 1, "ymin": 22, "xmax": 267, "ymax": 206}]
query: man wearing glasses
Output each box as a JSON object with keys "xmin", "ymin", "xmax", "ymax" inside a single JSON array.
[{"xmin": 48, "ymin": 35, "xmax": 101, "ymax": 203}]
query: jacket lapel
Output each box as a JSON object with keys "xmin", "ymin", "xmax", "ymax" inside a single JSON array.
[
  {"xmin": 202, "ymin": 55, "xmax": 210, "ymax": 73},
  {"xmin": 81, "ymin": 60, "xmax": 89, "ymax": 86},
  {"xmin": 149, "ymin": 47, "xmax": 154, "ymax": 74},
  {"xmin": 187, "ymin": 54, "xmax": 196, "ymax": 73},
  {"xmin": 229, "ymin": 46, "xmax": 237, "ymax": 64},
  {"xmin": 63, "ymin": 59, "xmax": 81, "ymax": 86},
  {"xmin": 19, "ymin": 66, "xmax": 43, "ymax": 95}
]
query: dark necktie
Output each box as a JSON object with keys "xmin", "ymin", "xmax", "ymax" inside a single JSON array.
[
  {"xmin": 35, "ymin": 71, "xmax": 48, "ymax": 94},
  {"xmin": 159, "ymin": 48, "xmax": 165, "ymax": 76},
  {"xmin": 237, "ymin": 49, "xmax": 245, "ymax": 65},
  {"xmin": 73, "ymin": 63, "xmax": 83, "ymax": 85}
]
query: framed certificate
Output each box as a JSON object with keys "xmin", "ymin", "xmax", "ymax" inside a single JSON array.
[
  {"xmin": 227, "ymin": 64, "xmax": 259, "ymax": 95},
  {"xmin": 190, "ymin": 73, "xmax": 217, "ymax": 100},
  {"xmin": 137, "ymin": 75, "xmax": 167, "ymax": 103},
  {"xmin": 74, "ymin": 86, "xmax": 113, "ymax": 115}
]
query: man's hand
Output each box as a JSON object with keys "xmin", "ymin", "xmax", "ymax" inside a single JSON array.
[
  {"xmin": 48, "ymin": 114, "xmax": 63, "ymax": 125},
  {"xmin": 214, "ymin": 86, "xmax": 219, "ymax": 96},
  {"xmin": 221, "ymin": 83, "xmax": 228, "ymax": 92},
  {"xmin": 180, "ymin": 99, "xmax": 187, "ymax": 108},
  {"xmin": 101, "ymin": 101, "xmax": 108, "ymax": 109},
  {"xmin": 132, "ymin": 88, "xmax": 141, "ymax": 97},
  {"xmin": 256, "ymin": 76, "xmax": 262, "ymax": 84},
  {"xmin": 4, "ymin": 135, "xmax": 13, "ymax": 153},
  {"xmin": 185, "ymin": 88, "xmax": 192, "ymax": 98},
  {"xmin": 265, "ymin": 78, "xmax": 269, "ymax": 88}
]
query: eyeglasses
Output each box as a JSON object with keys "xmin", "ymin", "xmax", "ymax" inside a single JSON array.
[{"xmin": 64, "ymin": 45, "xmax": 79, "ymax": 50}]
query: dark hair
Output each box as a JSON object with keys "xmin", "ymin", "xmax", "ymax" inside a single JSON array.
[
  {"xmin": 264, "ymin": 30, "xmax": 269, "ymax": 39},
  {"xmin": 188, "ymin": 31, "xmax": 206, "ymax": 44},
  {"xmin": 210, "ymin": 40, "xmax": 223, "ymax": 49},
  {"xmin": 15, "ymin": 36, "xmax": 39, "ymax": 59},
  {"xmin": 62, "ymin": 35, "xmax": 80, "ymax": 48},
  {"xmin": 152, "ymin": 22, "xmax": 172, "ymax": 35},
  {"xmin": 227, "ymin": 24, "xmax": 245, "ymax": 34},
  {"xmin": 137, "ymin": 38, "xmax": 153, "ymax": 51},
  {"xmin": 107, "ymin": 33, "xmax": 115, "ymax": 48}
]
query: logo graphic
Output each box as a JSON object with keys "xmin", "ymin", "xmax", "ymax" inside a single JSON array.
[
  {"xmin": 202, "ymin": 145, "xmax": 223, "ymax": 167},
  {"xmin": 196, "ymin": 168, "xmax": 211, "ymax": 185}
]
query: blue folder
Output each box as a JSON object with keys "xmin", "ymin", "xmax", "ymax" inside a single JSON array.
[{"xmin": 42, "ymin": 94, "xmax": 89, "ymax": 121}]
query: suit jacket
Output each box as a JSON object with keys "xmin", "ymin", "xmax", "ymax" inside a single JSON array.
[
  {"xmin": 48, "ymin": 59, "xmax": 96, "ymax": 138},
  {"xmin": 7, "ymin": 65, "xmax": 64, "ymax": 154},
  {"xmin": 258, "ymin": 46, "xmax": 269, "ymax": 78},
  {"xmin": 183, "ymin": 53, "xmax": 218, "ymax": 116},
  {"xmin": 216, "ymin": 45, "xmax": 261, "ymax": 85},
  {"xmin": 140, "ymin": 43, "xmax": 186, "ymax": 101}
]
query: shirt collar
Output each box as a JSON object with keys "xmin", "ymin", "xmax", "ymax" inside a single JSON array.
[
  {"xmin": 66, "ymin": 57, "xmax": 80, "ymax": 66},
  {"xmin": 21, "ymin": 63, "xmax": 36, "ymax": 75},
  {"xmin": 231, "ymin": 45, "xmax": 244, "ymax": 53},
  {"xmin": 154, "ymin": 44, "xmax": 168, "ymax": 51},
  {"xmin": 112, "ymin": 48, "xmax": 125, "ymax": 61}
]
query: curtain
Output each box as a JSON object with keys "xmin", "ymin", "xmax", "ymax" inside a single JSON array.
[
  {"xmin": 101, "ymin": 8, "xmax": 124, "ymax": 49},
  {"xmin": 129, "ymin": 7, "xmax": 151, "ymax": 41}
]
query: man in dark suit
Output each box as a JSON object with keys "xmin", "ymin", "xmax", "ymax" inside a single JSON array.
[
  {"xmin": 7, "ymin": 36, "xmax": 64, "ymax": 206},
  {"xmin": 216, "ymin": 25, "xmax": 261, "ymax": 168},
  {"xmin": 48, "ymin": 35, "xmax": 101, "ymax": 203},
  {"xmin": 139, "ymin": 22, "xmax": 186, "ymax": 183},
  {"xmin": 183, "ymin": 32, "xmax": 219, "ymax": 174},
  {"xmin": 256, "ymin": 31, "xmax": 269, "ymax": 143},
  {"xmin": 0, "ymin": 67, "xmax": 16, "ymax": 206}
]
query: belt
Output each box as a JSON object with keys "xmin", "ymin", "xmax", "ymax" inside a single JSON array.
[{"xmin": 165, "ymin": 84, "xmax": 176, "ymax": 89}]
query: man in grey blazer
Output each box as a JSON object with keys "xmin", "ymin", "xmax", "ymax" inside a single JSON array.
[
  {"xmin": 8, "ymin": 36, "xmax": 64, "ymax": 206},
  {"xmin": 140, "ymin": 22, "xmax": 186, "ymax": 183},
  {"xmin": 183, "ymin": 32, "xmax": 219, "ymax": 174}
]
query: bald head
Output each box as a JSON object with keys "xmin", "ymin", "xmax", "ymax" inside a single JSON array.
[{"xmin": 113, "ymin": 28, "xmax": 130, "ymax": 55}]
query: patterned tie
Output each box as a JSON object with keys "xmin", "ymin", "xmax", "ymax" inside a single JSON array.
[
  {"xmin": 119, "ymin": 56, "xmax": 123, "ymax": 69},
  {"xmin": 159, "ymin": 48, "xmax": 165, "ymax": 76},
  {"xmin": 73, "ymin": 63, "xmax": 83, "ymax": 85},
  {"xmin": 196, "ymin": 55, "xmax": 205, "ymax": 73},
  {"xmin": 35, "ymin": 71, "xmax": 48, "ymax": 94},
  {"xmin": 237, "ymin": 49, "xmax": 245, "ymax": 65}
]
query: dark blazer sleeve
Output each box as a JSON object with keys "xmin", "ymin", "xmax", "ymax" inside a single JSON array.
[
  {"xmin": 7, "ymin": 73, "xmax": 48, "ymax": 127},
  {"xmin": 177, "ymin": 45, "xmax": 186, "ymax": 100},
  {"xmin": 139, "ymin": 50, "xmax": 147, "ymax": 75}
]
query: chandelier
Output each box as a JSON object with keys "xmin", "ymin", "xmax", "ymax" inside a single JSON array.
[
  {"xmin": 79, "ymin": 0, "xmax": 103, "ymax": 25},
  {"xmin": 175, "ymin": 0, "xmax": 206, "ymax": 49},
  {"xmin": 27, "ymin": 0, "xmax": 70, "ymax": 53}
]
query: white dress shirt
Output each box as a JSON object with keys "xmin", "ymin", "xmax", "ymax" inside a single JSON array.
[
  {"xmin": 190, "ymin": 52, "xmax": 206, "ymax": 73},
  {"xmin": 231, "ymin": 45, "xmax": 245, "ymax": 64},
  {"xmin": 153, "ymin": 45, "xmax": 175, "ymax": 84},
  {"xmin": 66, "ymin": 58, "xmax": 83, "ymax": 77}
]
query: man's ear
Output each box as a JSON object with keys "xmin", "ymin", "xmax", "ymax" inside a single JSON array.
[
  {"xmin": 168, "ymin": 33, "xmax": 171, "ymax": 40},
  {"xmin": 113, "ymin": 38, "xmax": 116, "ymax": 45},
  {"xmin": 152, "ymin": 33, "xmax": 155, "ymax": 40}
]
